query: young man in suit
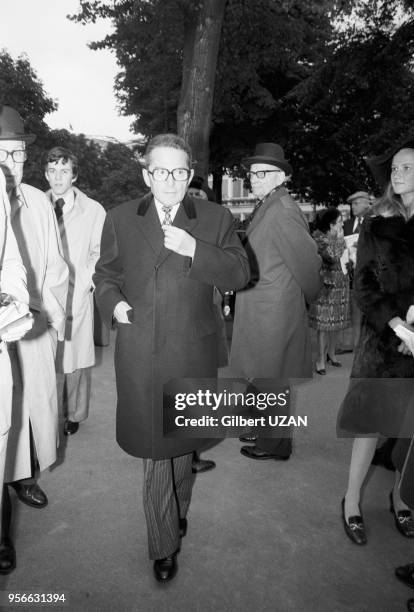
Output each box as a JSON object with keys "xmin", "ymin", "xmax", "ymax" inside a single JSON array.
[
  {"xmin": 229, "ymin": 142, "xmax": 321, "ymax": 461},
  {"xmin": 44, "ymin": 147, "xmax": 106, "ymax": 437},
  {"xmin": 93, "ymin": 133, "xmax": 249, "ymax": 582}
]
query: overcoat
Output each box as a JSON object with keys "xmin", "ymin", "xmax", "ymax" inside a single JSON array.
[
  {"xmin": 5, "ymin": 184, "xmax": 68, "ymax": 482},
  {"xmin": 0, "ymin": 178, "xmax": 28, "ymax": 439},
  {"xmin": 93, "ymin": 193, "xmax": 250, "ymax": 459},
  {"xmin": 46, "ymin": 187, "xmax": 106, "ymax": 373},
  {"xmin": 229, "ymin": 186, "xmax": 321, "ymax": 380},
  {"xmin": 338, "ymin": 215, "xmax": 414, "ymax": 437}
]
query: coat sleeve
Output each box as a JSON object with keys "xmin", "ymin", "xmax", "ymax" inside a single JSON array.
[
  {"xmin": 93, "ymin": 212, "xmax": 126, "ymax": 327},
  {"xmin": 187, "ymin": 207, "xmax": 250, "ymax": 292},
  {"xmin": 42, "ymin": 199, "xmax": 69, "ymax": 340},
  {"xmin": 354, "ymin": 221, "xmax": 398, "ymax": 333},
  {"xmin": 88, "ymin": 204, "xmax": 106, "ymax": 289},
  {"xmin": 273, "ymin": 206, "xmax": 321, "ymax": 304}
]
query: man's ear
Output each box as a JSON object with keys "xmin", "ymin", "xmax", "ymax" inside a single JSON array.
[
  {"xmin": 44, "ymin": 171, "xmax": 50, "ymax": 185},
  {"xmin": 71, "ymin": 174, "xmax": 78, "ymax": 184},
  {"xmin": 142, "ymin": 168, "xmax": 151, "ymax": 188},
  {"xmin": 188, "ymin": 169, "xmax": 195, "ymax": 184},
  {"xmin": 276, "ymin": 170, "xmax": 286, "ymax": 186}
]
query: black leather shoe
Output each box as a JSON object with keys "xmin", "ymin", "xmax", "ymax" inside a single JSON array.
[
  {"xmin": 9, "ymin": 482, "xmax": 48, "ymax": 509},
  {"xmin": 315, "ymin": 365, "xmax": 326, "ymax": 375},
  {"xmin": 240, "ymin": 445, "xmax": 290, "ymax": 461},
  {"xmin": 390, "ymin": 492, "xmax": 414, "ymax": 537},
  {"xmin": 239, "ymin": 434, "xmax": 258, "ymax": 443},
  {"xmin": 179, "ymin": 518, "xmax": 187, "ymax": 538},
  {"xmin": 153, "ymin": 553, "xmax": 178, "ymax": 582},
  {"xmin": 407, "ymin": 599, "xmax": 414, "ymax": 612},
  {"xmin": 0, "ymin": 538, "xmax": 15, "ymax": 575},
  {"xmin": 341, "ymin": 498, "xmax": 367, "ymax": 545},
  {"xmin": 192, "ymin": 458, "xmax": 216, "ymax": 473},
  {"xmin": 396, "ymin": 563, "xmax": 414, "ymax": 589},
  {"xmin": 327, "ymin": 354, "xmax": 342, "ymax": 367},
  {"xmin": 64, "ymin": 420, "xmax": 79, "ymax": 436}
]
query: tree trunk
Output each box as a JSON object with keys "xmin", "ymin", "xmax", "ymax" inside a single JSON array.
[
  {"xmin": 177, "ymin": 0, "xmax": 226, "ymax": 180},
  {"xmin": 212, "ymin": 169, "xmax": 223, "ymax": 204}
]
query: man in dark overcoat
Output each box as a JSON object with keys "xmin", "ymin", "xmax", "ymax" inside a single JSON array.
[
  {"xmin": 93, "ymin": 134, "xmax": 250, "ymax": 582},
  {"xmin": 229, "ymin": 142, "xmax": 321, "ymax": 460}
]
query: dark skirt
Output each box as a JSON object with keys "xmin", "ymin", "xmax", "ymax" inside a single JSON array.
[{"xmin": 337, "ymin": 319, "xmax": 414, "ymax": 437}]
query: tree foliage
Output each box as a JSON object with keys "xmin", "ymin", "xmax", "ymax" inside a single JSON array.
[
  {"xmin": 70, "ymin": 0, "xmax": 414, "ymax": 204},
  {"xmin": 0, "ymin": 50, "xmax": 145, "ymax": 208}
]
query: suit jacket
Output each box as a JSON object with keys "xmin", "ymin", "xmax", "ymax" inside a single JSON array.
[
  {"xmin": 93, "ymin": 193, "xmax": 250, "ymax": 459},
  {"xmin": 229, "ymin": 185, "xmax": 321, "ymax": 380}
]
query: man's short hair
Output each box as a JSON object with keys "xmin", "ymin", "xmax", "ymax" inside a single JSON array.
[
  {"xmin": 45, "ymin": 146, "xmax": 78, "ymax": 176},
  {"xmin": 144, "ymin": 134, "xmax": 192, "ymax": 167}
]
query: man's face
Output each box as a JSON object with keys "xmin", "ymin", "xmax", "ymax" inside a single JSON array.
[
  {"xmin": 45, "ymin": 158, "xmax": 75, "ymax": 197},
  {"xmin": 248, "ymin": 163, "xmax": 285, "ymax": 199},
  {"xmin": 391, "ymin": 148, "xmax": 414, "ymax": 199},
  {"xmin": 142, "ymin": 146, "xmax": 194, "ymax": 207},
  {"xmin": 351, "ymin": 197, "xmax": 370, "ymax": 218},
  {"xmin": 0, "ymin": 140, "xmax": 26, "ymax": 193}
]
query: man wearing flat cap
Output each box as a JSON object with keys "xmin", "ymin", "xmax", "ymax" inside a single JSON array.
[
  {"xmin": 0, "ymin": 106, "xmax": 68, "ymax": 572},
  {"xmin": 341, "ymin": 190, "xmax": 372, "ymax": 350},
  {"xmin": 229, "ymin": 142, "xmax": 321, "ymax": 460},
  {"xmin": 343, "ymin": 191, "xmax": 371, "ymax": 236}
]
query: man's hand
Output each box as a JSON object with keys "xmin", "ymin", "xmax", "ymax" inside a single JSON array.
[
  {"xmin": 114, "ymin": 301, "xmax": 132, "ymax": 324},
  {"xmin": 162, "ymin": 226, "xmax": 196, "ymax": 258}
]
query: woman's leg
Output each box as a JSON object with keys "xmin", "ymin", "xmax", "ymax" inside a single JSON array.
[
  {"xmin": 327, "ymin": 331, "xmax": 339, "ymax": 360},
  {"xmin": 344, "ymin": 436, "xmax": 378, "ymax": 520},
  {"xmin": 315, "ymin": 330, "xmax": 327, "ymax": 370}
]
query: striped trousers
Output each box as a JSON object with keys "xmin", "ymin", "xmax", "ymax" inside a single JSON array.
[{"xmin": 143, "ymin": 452, "xmax": 194, "ymax": 559}]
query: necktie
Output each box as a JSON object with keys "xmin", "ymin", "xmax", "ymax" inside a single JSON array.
[
  {"xmin": 162, "ymin": 205, "xmax": 173, "ymax": 226},
  {"xmin": 54, "ymin": 198, "xmax": 64, "ymax": 221}
]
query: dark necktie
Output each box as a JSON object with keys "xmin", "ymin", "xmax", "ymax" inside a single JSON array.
[
  {"xmin": 162, "ymin": 205, "xmax": 173, "ymax": 226},
  {"xmin": 54, "ymin": 198, "xmax": 64, "ymax": 221}
]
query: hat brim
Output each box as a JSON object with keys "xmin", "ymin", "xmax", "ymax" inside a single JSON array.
[
  {"xmin": 0, "ymin": 133, "xmax": 36, "ymax": 145},
  {"xmin": 367, "ymin": 137, "xmax": 414, "ymax": 188},
  {"xmin": 242, "ymin": 155, "xmax": 292, "ymax": 176}
]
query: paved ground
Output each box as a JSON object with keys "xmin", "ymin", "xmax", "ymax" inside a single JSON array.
[{"xmin": 0, "ymin": 330, "xmax": 412, "ymax": 612}]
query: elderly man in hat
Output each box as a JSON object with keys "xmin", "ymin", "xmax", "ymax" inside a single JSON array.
[
  {"xmin": 229, "ymin": 142, "xmax": 321, "ymax": 460},
  {"xmin": 0, "ymin": 107, "xmax": 68, "ymax": 573}
]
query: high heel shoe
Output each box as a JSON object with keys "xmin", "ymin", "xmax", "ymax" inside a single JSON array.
[
  {"xmin": 341, "ymin": 498, "xmax": 367, "ymax": 545},
  {"xmin": 389, "ymin": 491, "xmax": 414, "ymax": 537},
  {"xmin": 327, "ymin": 354, "xmax": 342, "ymax": 367}
]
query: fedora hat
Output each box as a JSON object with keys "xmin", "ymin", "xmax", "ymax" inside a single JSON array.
[
  {"xmin": 347, "ymin": 191, "xmax": 371, "ymax": 203},
  {"xmin": 242, "ymin": 142, "xmax": 292, "ymax": 175},
  {"xmin": 0, "ymin": 106, "xmax": 36, "ymax": 144},
  {"xmin": 366, "ymin": 136, "xmax": 414, "ymax": 189}
]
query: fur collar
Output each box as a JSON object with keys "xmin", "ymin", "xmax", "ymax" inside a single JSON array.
[{"xmin": 366, "ymin": 214, "xmax": 407, "ymax": 241}]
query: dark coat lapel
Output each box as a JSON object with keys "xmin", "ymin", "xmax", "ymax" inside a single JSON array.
[
  {"xmin": 156, "ymin": 194, "xmax": 199, "ymax": 267},
  {"xmin": 136, "ymin": 193, "xmax": 164, "ymax": 255}
]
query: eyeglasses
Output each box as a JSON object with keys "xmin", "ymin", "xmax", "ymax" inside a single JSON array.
[
  {"xmin": 147, "ymin": 167, "xmax": 191, "ymax": 182},
  {"xmin": 246, "ymin": 169, "xmax": 282, "ymax": 180},
  {"xmin": 0, "ymin": 149, "xmax": 27, "ymax": 163}
]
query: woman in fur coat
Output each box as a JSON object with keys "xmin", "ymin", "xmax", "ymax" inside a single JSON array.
[{"xmin": 338, "ymin": 138, "xmax": 414, "ymax": 545}]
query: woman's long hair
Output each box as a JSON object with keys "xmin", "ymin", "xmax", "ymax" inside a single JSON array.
[{"xmin": 372, "ymin": 181, "xmax": 407, "ymax": 219}]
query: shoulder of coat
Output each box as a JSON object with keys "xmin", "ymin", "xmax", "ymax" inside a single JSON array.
[{"xmin": 20, "ymin": 183, "xmax": 52, "ymax": 212}]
